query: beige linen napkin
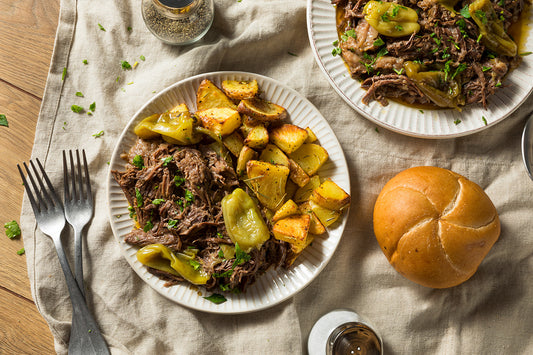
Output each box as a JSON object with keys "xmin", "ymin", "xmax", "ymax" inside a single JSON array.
[{"xmin": 21, "ymin": 0, "xmax": 533, "ymax": 354}]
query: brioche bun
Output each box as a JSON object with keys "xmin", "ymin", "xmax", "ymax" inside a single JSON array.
[{"xmin": 373, "ymin": 166, "xmax": 500, "ymax": 288}]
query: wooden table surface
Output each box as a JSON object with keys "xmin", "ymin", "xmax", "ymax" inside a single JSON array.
[{"xmin": 0, "ymin": 0, "xmax": 59, "ymax": 353}]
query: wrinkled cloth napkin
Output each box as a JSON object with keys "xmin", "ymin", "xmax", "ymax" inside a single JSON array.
[{"xmin": 21, "ymin": 0, "xmax": 533, "ymax": 354}]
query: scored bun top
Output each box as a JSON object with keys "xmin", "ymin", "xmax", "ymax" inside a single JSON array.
[{"xmin": 373, "ymin": 166, "xmax": 500, "ymax": 289}]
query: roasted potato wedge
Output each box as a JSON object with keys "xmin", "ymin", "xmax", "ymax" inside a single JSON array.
[
  {"xmin": 259, "ymin": 143, "xmax": 289, "ymax": 167},
  {"xmin": 310, "ymin": 180, "xmax": 351, "ymax": 211},
  {"xmin": 221, "ymin": 79, "xmax": 259, "ymax": 100},
  {"xmin": 170, "ymin": 103, "xmax": 189, "ymax": 114},
  {"xmin": 272, "ymin": 199, "xmax": 299, "ymax": 223},
  {"xmin": 299, "ymin": 201, "xmax": 327, "ymax": 235},
  {"xmin": 289, "ymin": 143, "xmax": 329, "ymax": 176},
  {"xmin": 270, "ymin": 124, "xmax": 309, "ymax": 154},
  {"xmin": 289, "ymin": 159, "xmax": 310, "ymax": 188},
  {"xmin": 246, "ymin": 160, "xmax": 290, "ymax": 210},
  {"xmin": 285, "ymin": 234, "xmax": 315, "ymax": 266},
  {"xmin": 236, "ymin": 145, "xmax": 257, "ymax": 176},
  {"xmin": 237, "ymin": 97, "xmax": 288, "ymax": 123},
  {"xmin": 196, "ymin": 107, "xmax": 242, "ymax": 137},
  {"xmin": 293, "ymin": 175, "xmax": 321, "ymax": 203},
  {"xmin": 308, "ymin": 200, "xmax": 341, "ymax": 227},
  {"xmin": 244, "ymin": 125, "xmax": 269, "ymax": 150},
  {"xmin": 196, "ymin": 79, "xmax": 237, "ymax": 111},
  {"xmin": 285, "ymin": 179, "xmax": 299, "ymax": 201},
  {"xmin": 222, "ymin": 131, "xmax": 244, "ymax": 157},
  {"xmin": 272, "ymin": 214, "xmax": 311, "ymax": 248},
  {"xmin": 305, "ymin": 127, "xmax": 318, "ymax": 143}
]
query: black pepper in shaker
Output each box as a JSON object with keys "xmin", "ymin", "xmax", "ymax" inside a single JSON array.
[{"xmin": 142, "ymin": 0, "xmax": 214, "ymax": 45}]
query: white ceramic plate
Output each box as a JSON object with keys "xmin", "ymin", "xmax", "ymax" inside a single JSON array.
[
  {"xmin": 107, "ymin": 71, "xmax": 350, "ymax": 314},
  {"xmin": 307, "ymin": 0, "xmax": 533, "ymax": 138}
]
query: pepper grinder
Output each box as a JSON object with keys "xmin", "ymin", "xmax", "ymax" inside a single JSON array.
[{"xmin": 141, "ymin": 0, "xmax": 214, "ymax": 45}]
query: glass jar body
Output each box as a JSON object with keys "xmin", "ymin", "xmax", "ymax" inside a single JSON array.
[{"xmin": 141, "ymin": 0, "xmax": 214, "ymax": 45}]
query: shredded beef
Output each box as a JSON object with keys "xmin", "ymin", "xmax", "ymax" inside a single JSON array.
[{"xmin": 112, "ymin": 138, "xmax": 289, "ymax": 293}]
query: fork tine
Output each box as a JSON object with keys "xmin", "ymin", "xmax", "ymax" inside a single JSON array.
[
  {"xmin": 68, "ymin": 150, "xmax": 78, "ymax": 201},
  {"xmin": 82, "ymin": 150, "xmax": 92, "ymax": 203},
  {"xmin": 75, "ymin": 150, "xmax": 84, "ymax": 200},
  {"xmin": 23, "ymin": 161, "xmax": 49, "ymax": 211},
  {"xmin": 17, "ymin": 163, "xmax": 40, "ymax": 214},
  {"xmin": 63, "ymin": 150, "xmax": 71, "ymax": 202},
  {"xmin": 34, "ymin": 158, "xmax": 63, "ymax": 209}
]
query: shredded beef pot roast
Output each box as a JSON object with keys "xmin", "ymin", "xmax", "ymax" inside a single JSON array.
[
  {"xmin": 333, "ymin": 0, "xmax": 525, "ymax": 108},
  {"xmin": 112, "ymin": 138, "xmax": 290, "ymax": 292}
]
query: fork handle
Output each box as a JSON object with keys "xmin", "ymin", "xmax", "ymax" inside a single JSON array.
[{"xmin": 52, "ymin": 238, "xmax": 110, "ymax": 355}]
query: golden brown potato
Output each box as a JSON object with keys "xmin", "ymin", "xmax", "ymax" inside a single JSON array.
[
  {"xmin": 289, "ymin": 159, "xmax": 310, "ymax": 187},
  {"xmin": 169, "ymin": 103, "xmax": 189, "ymax": 114},
  {"xmin": 236, "ymin": 145, "xmax": 257, "ymax": 176},
  {"xmin": 196, "ymin": 79, "xmax": 237, "ymax": 111},
  {"xmin": 272, "ymin": 199, "xmax": 299, "ymax": 223},
  {"xmin": 222, "ymin": 131, "xmax": 244, "ymax": 157},
  {"xmin": 285, "ymin": 234, "xmax": 315, "ymax": 266},
  {"xmin": 244, "ymin": 125, "xmax": 269, "ymax": 150},
  {"xmin": 272, "ymin": 214, "xmax": 311, "ymax": 248},
  {"xmin": 305, "ymin": 127, "xmax": 318, "ymax": 143},
  {"xmin": 285, "ymin": 179, "xmax": 299, "ymax": 201},
  {"xmin": 237, "ymin": 97, "xmax": 288, "ymax": 123},
  {"xmin": 221, "ymin": 79, "xmax": 259, "ymax": 100},
  {"xmin": 196, "ymin": 107, "xmax": 242, "ymax": 137},
  {"xmin": 259, "ymin": 144, "xmax": 289, "ymax": 167},
  {"xmin": 293, "ymin": 175, "xmax": 321, "ymax": 203},
  {"xmin": 246, "ymin": 160, "xmax": 290, "ymax": 210},
  {"xmin": 299, "ymin": 201, "xmax": 327, "ymax": 235},
  {"xmin": 310, "ymin": 180, "xmax": 351, "ymax": 211},
  {"xmin": 270, "ymin": 124, "xmax": 309, "ymax": 154},
  {"xmin": 289, "ymin": 143, "xmax": 329, "ymax": 176},
  {"xmin": 308, "ymin": 200, "xmax": 341, "ymax": 227}
]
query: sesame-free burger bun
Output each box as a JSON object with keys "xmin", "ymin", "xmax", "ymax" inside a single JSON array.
[{"xmin": 373, "ymin": 166, "xmax": 500, "ymax": 288}]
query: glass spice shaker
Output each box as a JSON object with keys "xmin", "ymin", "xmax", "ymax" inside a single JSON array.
[{"xmin": 141, "ymin": 0, "xmax": 214, "ymax": 45}]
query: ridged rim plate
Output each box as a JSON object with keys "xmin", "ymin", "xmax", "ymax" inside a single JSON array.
[
  {"xmin": 106, "ymin": 71, "xmax": 350, "ymax": 314},
  {"xmin": 307, "ymin": 0, "xmax": 533, "ymax": 138}
]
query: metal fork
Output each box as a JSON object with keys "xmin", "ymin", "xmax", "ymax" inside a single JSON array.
[
  {"xmin": 18, "ymin": 158, "xmax": 109, "ymax": 355},
  {"xmin": 63, "ymin": 149, "xmax": 93, "ymax": 295}
]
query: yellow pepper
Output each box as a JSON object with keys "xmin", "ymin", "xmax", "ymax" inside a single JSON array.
[
  {"xmin": 133, "ymin": 111, "xmax": 201, "ymax": 145},
  {"xmin": 363, "ymin": 1, "xmax": 420, "ymax": 37},
  {"xmin": 221, "ymin": 188, "xmax": 270, "ymax": 253},
  {"xmin": 136, "ymin": 244, "xmax": 210, "ymax": 285}
]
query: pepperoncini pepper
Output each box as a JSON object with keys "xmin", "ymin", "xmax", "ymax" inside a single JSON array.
[
  {"xmin": 468, "ymin": 0, "xmax": 517, "ymax": 56},
  {"xmin": 363, "ymin": 1, "xmax": 420, "ymax": 37},
  {"xmin": 221, "ymin": 188, "xmax": 270, "ymax": 253},
  {"xmin": 134, "ymin": 106, "xmax": 201, "ymax": 145},
  {"xmin": 136, "ymin": 244, "xmax": 210, "ymax": 285}
]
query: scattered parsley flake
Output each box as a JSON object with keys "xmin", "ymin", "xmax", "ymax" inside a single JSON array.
[
  {"xmin": 460, "ymin": 5, "xmax": 471, "ymax": 18},
  {"xmin": 4, "ymin": 221, "xmax": 21, "ymax": 239},
  {"xmin": 135, "ymin": 188, "xmax": 143, "ymax": 207},
  {"xmin": 132, "ymin": 61, "xmax": 139, "ymax": 69},
  {"xmin": 454, "ymin": 119, "xmax": 462, "ymax": 125},
  {"xmin": 98, "ymin": 23, "xmax": 106, "ymax": 31},
  {"xmin": 71, "ymin": 105, "xmax": 84, "ymax": 113},
  {"xmin": 482, "ymin": 116, "xmax": 488, "ymax": 125},
  {"xmin": 373, "ymin": 37, "xmax": 385, "ymax": 47},
  {"xmin": 62, "ymin": 67, "xmax": 67, "ymax": 81},
  {"xmin": 121, "ymin": 60, "xmax": 132, "ymax": 70},
  {"xmin": 287, "ymin": 51, "xmax": 298, "ymax": 57},
  {"xmin": 92, "ymin": 130, "xmax": 104, "ymax": 138},
  {"xmin": 419, "ymin": 109, "xmax": 424, "ymax": 114},
  {"xmin": 17, "ymin": 248, "xmax": 25, "ymax": 255},
  {"xmin": 393, "ymin": 68, "xmax": 404, "ymax": 75},
  {"xmin": 188, "ymin": 259, "xmax": 201, "ymax": 270},
  {"xmin": 174, "ymin": 175, "xmax": 185, "ymax": 187},
  {"xmin": 140, "ymin": 55, "xmax": 146, "ymax": 61},
  {"xmin": 75, "ymin": 91, "xmax": 84, "ymax": 97},
  {"xmin": 83, "ymin": 59, "xmax": 88, "ymax": 64},
  {"xmin": 116, "ymin": 76, "xmax": 120, "ymax": 83},
  {"xmin": 168, "ymin": 219, "xmax": 179, "ymax": 228},
  {"xmin": 89, "ymin": 102, "xmax": 96, "ymax": 112},
  {"xmin": 161, "ymin": 156, "xmax": 173, "ymax": 166},
  {"xmin": 332, "ymin": 46, "xmax": 342, "ymax": 56},
  {"xmin": 143, "ymin": 220, "xmax": 153, "ymax": 232},
  {"xmin": 152, "ymin": 198, "xmax": 165, "ymax": 205},
  {"xmin": 127, "ymin": 81, "xmax": 134, "ymax": 85},
  {"xmin": 203, "ymin": 293, "xmax": 227, "ymax": 304},
  {"xmin": 127, "ymin": 26, "xmax": 132, "ymax": 32},
  {"xmin": 132, "ymin": 155, "xmax": 144, "ymax": 169},
  {"xmin": 0, "ymin": 114, "xmax": 8, "ymax": 127},
  {"xmin": 375, "ymin": 127, "xmax": 379, "ymax": 133}
]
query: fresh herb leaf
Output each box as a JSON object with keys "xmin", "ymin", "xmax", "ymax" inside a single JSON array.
[
  {"xmin": 89, "ymin": 102, "xmax": 96, "ymax": 112},
  {"xmin": 184, "ymin": 190, "xmax": 195, "ymax": 203},
  {"xmin": 203, "ymin": 293, "xmax": 227, "ymax": 304},
  {"xmin": 152, "ymin": 198, "xmax": 165, "ymax": 205},
  {"xmin": 135, "ymin": 187, "xmax": 143, "ymax": 207},
  {"xmin": 482, "ymin": 66, "xmax": 491, "ymax": 72},
  {"xmin": 17, "ymin": 248, "xmax": 25, "ymax": 255},
  {"xmin": 393, "ymin": 68, "xmax": 404, "ymax": 75},
  {"xmin": 121, "ymin": 60, "xmax": 132, "ymax": 70},
  {"xmin": 75, "ymin": 91, "xmax": 84, "ymax": 97},
  {"xmin": 127, "ymin": 26, "xmax": 132, "ymax": 32},
  {"xmin": 128, "ymin": 206, "xmax": 137, "ymax": 219},
  {"xmin": 454, "ymin": 119, "xmax": 462, "ymax": 125},
  {"xmin": 188, "ymin": 259, "xmax": 201, "ymax": 270},
  {"xmin": 331, "ymin": 46, "xmax": 342, "ymax": 56},
  {"xmin": 140, "ymin": 55, "xmax": 146, "ymax": 61},
  {"xmin": 174, "ymin": 175, "xmax": 185, "ymax": 187},
  {"xmin": 460, "ymin": 5, "xmax": 471, "ymax": 18},
  {"xmin": 4, "ymin": 220, "xmax": 21, "ymax": 239},
  {"xmin": 0, "ymin": 114, "xmax": 8, "ymax": 127},
  {"xmin": 482, "ymin": 116, "xmax": 488, "ymax": 125},
  {"xmin": 475, "ymin": 10, "xmax": 487, "ymax": 24},
  {"xmin": 234, "ymin": 242, "xmax": 251, "ymax": 265},
  {"xmin": 143, "ymin": 220, "xmax": 153, "ymax": 232},
  {"xmin": 98, "ymin": 23, "xmax": 106, "ymax": 31},
  {"xmin": 132, "ymin": 155, "xmax": 144, "ymax": 169},
  {"xmin": 373, "ymin": 37, "xmax": 385, "ymax": 47},
  {"xmin": 168, "ymin": 219, "xmax": 179, "ymax": 228},
  {"xmin": 62, "ymin": 67, "xmax": 67, "ymax": 81},
  {"xmin": 218, "ymin": 250, "xmax": 225, "ymax": 258},
  {"xmin": 341, "ymin": 28, "xmax": 357, "ymax": 42},
  {"xmin": 92, "ymin": 130, "xmax": 104, "ymax": 138},
  {"xmin": 161, "ymin": 156, "xmax": 172, "ymax": 166},
  {"xmin": 71, "ymin": 105, "xmax": 84, "ymax": 113},
  {"xmin": 287, "ymin": 51, "xmax": 298, "ymax": 57},
  {"xmin": 83, "ymin": 59, "xmax": 88, "ymax": 64},
  {"xmin": 451, "ymin": 63, "xmax": 467, "ymax": 80}
]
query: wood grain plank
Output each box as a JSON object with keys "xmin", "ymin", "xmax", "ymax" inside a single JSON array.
[
  {"xmin": 0, "ymin": 0, "xmax": 59, "ymax": 97},
  {"xmin": 0, "ymin": 82, "xmax": 40, "ymax": 300},
  {"xmin": 0, "ymin": 287, "xmax": 55, "ymax": 354}
]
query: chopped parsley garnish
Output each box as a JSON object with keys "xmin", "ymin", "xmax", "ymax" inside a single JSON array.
[
  {"xmin": 0, "ymin": 114, "xmax": 8, "ymax": 127},
  {"xmin": 121, "ymin": 60, "xmax": 132, "ymax": 70},
  {"xmin": 460, "ymin": 5, "xmax": 471, "ymax": 18},
  {"xmin": 482, "ymin": 66, "xmax": 491, "ymax": 72},
  {"xmin": 234, "ymin": 243, "xmax": 251, "ymax": 265},
  {"xmin": 140, "ymin": 55, "xmax": 146, "ymax": 61},
  {"xmin": 332, "ymin": 46, "xmax": 342, "ymax": 57},
  {"xmin": 135, "ymin": 187, "xmax": 143, "ymax": 207},
  {"xmin": 152, "ymin": 198, "xmax": 165, "ymax": 205},
  {"xmin": 454, "ymin": 119, "xmax": 462, "ymax": 125},
  {"xmin": 75, "ymin": 91, "xmax": 84, "ymax": 97},
  {"xmin": 83, "ymin": 59, "xmax": 88, "ymax": 64},
  {"xmin": 520, "ymin": 52, "xmax": 532, "ymax": 56},
  {"xmin": 143, "ymin": 220, "xmax": 153, "ymax": 232},
  {"xmin": 98, "ymin": 23, "xmax": 106, "ymax": 31},
  {"xmin": 4, "ymin": 220, "xmax": 21, "ymax": 239},
  {"xmin": 381, "ymin": 12, "xmax": 390, "ymax": 22},
  {"xmin": 174, "ymin": 175, "xmax": 185, "ymax": 187},
  {"xmin": 287, "ymin": 51, "xmax": 298, "ymax": 56},
  {"xmin": 62, "ymin": 67, "xmax": 67, "ymax": 81},
  {"xmin": 482, "ymin": 116, "xmax": 488, "ymax": 125},
  {"xmin": 475, "ymin": 10, "xmax": 488, "ymax": 24},
  {"xmin": 476, "ymin": 34, "xmax": 483, "ymax": 43},
  {"xmin": 161, "ymin": 156, "xmax": 173, "ymax": 166},
  {"xmin": 184, "ymin": 190, "xmax": 195, "ymax": 204},
  {"xmin": 92, "ymin": 130, "xmax": 104, "ymax": 138},
  {"xmin": 127, "ymin": 26, "xmax": 132, "ymax": 32},
  {"xmin": 89, "ymin": 102, "xmax": 96, "ymax": 112},
  {"xmin": 340, "ymin": 28, "xmax": 357, "ymax": 42},
  {"xmin": 395, "ymin": 25, "xmax": 404, "ymax": 32},
  {"xmin": 71, "ymin": 105, "xmax": 84, "ymax": 113},
  {"xmin": 216, "ymin": 232, "xmax": 224, "ymax": 239},
  {"xmin": 168, "ymin": 219, "xmax": 179, "ymax": 228},
  {"xmin": 132, "ymin": 155, "xmax": 144, "ymax": 169},
  {"xmin": 203, "ymin": 293, "xmax": 227, "ymax": 304},
  {"xmin": 373, "ymin": 37, "xmax": 385, "ymax": 47},
  {"xmin": 451, "ymin": 63, "xmax": 467, "ymax": 80},
  {"xmin": 218, "ymin": 250, "xmax": 225, "ymax": 258},
  {"xmin": 17, "ymin": 248, "xmax": 25, "ymax": 256},
  {"xmin": 189, "ymin": 259, "xmax": 201, "ymax": 271},
  {"xmin": 128, "ymin": 206, "xmax": 136, "ymax": 219},
  {"xmin": 393, "ymin": 68, "xmax": 404, "ymax": 75}
]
